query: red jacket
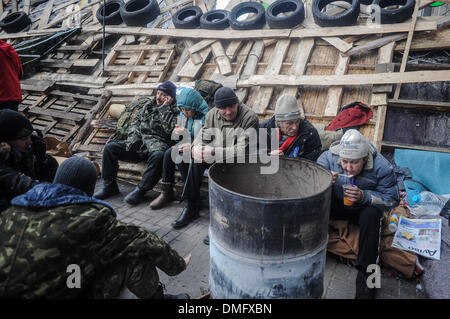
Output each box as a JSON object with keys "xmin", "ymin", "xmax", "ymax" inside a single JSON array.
[{"xmin": 0, "ymin": 40, "xmax": 23, "ymax": 103}]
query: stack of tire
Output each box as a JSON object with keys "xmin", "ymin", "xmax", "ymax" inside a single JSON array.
[
  {"xmin": 312, "ymin": 0, "xmax": 416, "ymax": 27},
  {"xmin": 96, "ymin": 0, "xmax": 160, "ymax": 26}
]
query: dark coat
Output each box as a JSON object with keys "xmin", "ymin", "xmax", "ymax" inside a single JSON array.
[{"xmin": 259, "ymin": 116, "xmax": 322, "ymax": 161}]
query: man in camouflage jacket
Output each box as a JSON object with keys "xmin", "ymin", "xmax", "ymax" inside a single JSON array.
[
  {"xmin": 0, "ymin": 157, "xmax": 190, "ymax": 299},
  {"xmin": 0, "ymin": 110, "xmax": 58, "ymax": 213},
  {"xmin": 94, "ymin": 81, "xmax": 180, "ymax": 205}
]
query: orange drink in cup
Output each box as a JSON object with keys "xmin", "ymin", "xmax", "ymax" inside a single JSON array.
[{"xmin": 343, "ymin": 184, "xmax": 354, "ymax": 206}]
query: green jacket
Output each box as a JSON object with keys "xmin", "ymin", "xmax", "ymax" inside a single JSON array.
[
  {"xmin": 193, "ymin": 103, "xmax": 259, "ymax": 161},
  {"xmin": 110, "ymin": 96, "xmax": 179, "ymax": 156},
  {"xmin": 0, "ymin": 183, "xmax": 186, "ymax": 298}
]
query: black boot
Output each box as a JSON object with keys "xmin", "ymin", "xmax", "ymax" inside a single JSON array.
[
  {"xmin": 152, "ymin": 283, "xmax": 190, "ymax": 299},
  {"xmin": 171, "ymin": 200, "xmax": 200, "ymax": 229},
  {"xmin": 150, "ymin": 182, "xmax": 175, "ymax": 210},
  {"xmin": 203, "ymin": 235, "xmax": 210, "ymax": 246},
  {"xmin": 355, "ymin": 270, "xmax": 376, "ymax": 299},
  {"xmin": 124, "ymin": 186, "xmax": 147, "ymax": 205},
  {"xmin": 93, "ymin": 180, "xmax": 120, "ymax": 200}
]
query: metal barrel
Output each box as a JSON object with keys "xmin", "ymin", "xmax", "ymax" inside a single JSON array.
[{"xmin": 208, "ymin": 157, "xmax": 332, "ymax": 299}]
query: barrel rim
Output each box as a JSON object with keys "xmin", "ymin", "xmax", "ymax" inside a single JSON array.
[{"xmin": 208, "ymin": 157, "xmax": 333, "ymax": 202}]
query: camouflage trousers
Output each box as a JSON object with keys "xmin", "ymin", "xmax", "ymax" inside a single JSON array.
[{"xmin": 89, "ymin": 259, "xmax": 163, "ymax": 299}]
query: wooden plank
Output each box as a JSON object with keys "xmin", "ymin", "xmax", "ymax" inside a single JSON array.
[
  {"xmin": 50, "ymin": 90, "xmax": 99, "ymax": 102},
  {"xmin": 44, "ymin": 0, "xmax": 103, "ymax": 29},
  {"xmin": 12, "ymin": 0, "xmax": 18, "ymax": 13},
  {"xmin": 242, "ymin": 70, "xmax": 450, "ymax": 87},
  {"xmin": 177, "ymin": 46, "xmax": 211, "ymax": 79},
  {"xmin": 28, "ymin": 107, "xmax": 84, "ymax": 122},
  {"xmin": 396, "ymin": 28, "xmax": 450, "ymax": 52},
  {"xmin": 30, "ymin": 72, "xmax": 108, "ymax": 87},
  {"xmin": 344, "ymin": 33, "xmax": 407, "ymax": 57},
  {"xmin": 254, "ymin": 39, "xmax": 291, "ymax": 115},
  {"xmin": 104, "ymin": 64, "xmax": 166, "ymax": 73},
  {"xmin": 23, "ymin": 0, "xmax": 31, "ymax": 15},
  {"xmin": 235, "ymin": 40, "xmax": 264, "ymax": 102},
  {"xmin": 393, "ymin": 0, "xmax": 420, "ymax": 100},
  {"xmin": 321, "ymin": 37, "xmax": 353, "ymax": 53},
  {"xmin": 323, "ymin": 54, "xmax": 351, "ymax": 117},
  {"xmin": 115, "ymin": 44, "xmax": 176, "ymax": 51},
  {"xmin": 38, "ymin": 0, "xmax": 55, "ymax": 29},
  {"xmin": 188, "ymin": 39, "xmax": 216, "ymax": 55},
  {"xmin": 211, "ymin": 41, "xmax": 233, "ymax": 76},
  {"xmin": 371, "ymin": 42, "xmax": 395, "ymax": 150},
  {"xmin": 284, "ymin": 38, "xmax": 315, "ymax": 99},
  {"xmin": 382, "ymin": 141, "xmax": 450, "ymax": 154},
  {"xmin": 388, "ymin": 99, "xmax": 450, "ymax": 112},
  {"xmin": 21, "ymin": 79, "xmax": 55, "ymax": 92},
  {"xmin": 57, "ymin": 45, "xmax": 90, "ymax": 51}
]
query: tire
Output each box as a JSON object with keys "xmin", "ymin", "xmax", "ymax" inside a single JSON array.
[
  {"xmin": 360, "ymin": 0, "xmax": 373, "ymax": 4},
  {"xmin": 229, "ymin": 1, "xmax": 266, "ymax": 30},
  {"xmin": 120, "ymin": 0, "xmax": 160, "ymax": 27},
  {"xmin": 96, "ymin": 0, "xmax": 124, "ymax": 25},
  {"xmin": 173, "ymin": 6, "xmax": 203, "ymax": 29},
  {"xmin": 0, "ymin": 12, "xmax": 31, "ymax": 33},
  {"xmin": 266, "ymin": 0, "xmax": 305, "ymax": 29},
  {"xmin": 372, "ymin": 0, "xmax": 415, "ymax": 24},
  {"xmin": 312, "ymin": 0, "xmax": 360, "ymax": 27},
  {"xmin": 200, "ymin": 9, "xmax": 230, "ymax": 30}
]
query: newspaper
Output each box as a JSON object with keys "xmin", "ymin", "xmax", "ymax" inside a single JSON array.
[{"xmin": 392, "ymin": 217, "xmax": 442, "ymax": 260}]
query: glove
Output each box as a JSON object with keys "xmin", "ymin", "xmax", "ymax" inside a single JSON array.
[{"xmin": 31, "ymin": 133, "xmax": 47, "ymax": 161}]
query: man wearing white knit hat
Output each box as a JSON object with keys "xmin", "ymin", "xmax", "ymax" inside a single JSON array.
[{"xmin": 317, "ymin": 129, "xmax": 399, "ymax": 299}]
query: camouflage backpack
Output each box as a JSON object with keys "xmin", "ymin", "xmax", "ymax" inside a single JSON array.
[
  {"xmin": 194, "ymin": 79, "xmax": 223, "ymax": 109},
  {"xmin": 110, "ymin": 96, "xmax": 152, "ymax": 141}
]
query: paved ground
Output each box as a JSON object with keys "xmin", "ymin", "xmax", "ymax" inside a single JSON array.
[{"xmin": 97, "ymin": 179, "xmax": 428, "ymax": 299}]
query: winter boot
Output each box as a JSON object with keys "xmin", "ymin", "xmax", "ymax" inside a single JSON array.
[
  {"xmin": 355, "ymin": 270, "xmax": 376, "ymax": 299},
  {"xmin": 171, "ymin": 200, "xmax": 200, "ymax": 229},
  {"xmin": 124, "ymin": 186, "xmax": 147, "ymax": 205},
  {"xmin": 150, "ymin": 182, "xmax": 175, "ymax": 210},
  {"xmin": 93, "ymin": 180, "xmax": 120, "ymax": 200}
]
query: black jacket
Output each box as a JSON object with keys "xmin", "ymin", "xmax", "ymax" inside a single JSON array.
[
  {"xmin": 259, "ymin": 116, "xmax": 322, "ymax": 161},
  {"xmin": 0, "ymin": 141, "xmax": 58, "ymax": 213}
]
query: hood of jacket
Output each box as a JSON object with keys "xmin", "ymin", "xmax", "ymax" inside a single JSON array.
[
  {"xmin": 11, "ymin": 183, "xmax": 116, "ymax": 215},
  {"xmin": 177, "ymin": 87, "xmax": 209, "ymax": 119}
]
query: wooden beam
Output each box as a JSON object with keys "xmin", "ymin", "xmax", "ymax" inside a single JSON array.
[
  {"xmin": 242, "ymin": 70, "xmax": 450, "ymax": 87},
  {"xmin": 28, "ymin": 108, "xmax": 84, "ymax": 122},
  {"xmin": 177, "ymin": 46, "xmax": 211, "ymax": 79},
  {"xmin": 393, "ymin": 0, "xmax": 420, "ymax": 100},
  {"xmin": 322, "ymin": 37, "xmax": 353, "ymax": 53},
  {"xmin": 23, "ymin": 0, "xmax": 31, "ymax": 15},
  {"xmin": 344, "ymin": 33, "xmax": 407, "ymax": 57},
  {"xmin": 104, "ymin": 64, "xmax": 166, "ymax": 73},
  {"xmin": 188, "ymin": 39, "xmax": 216, "ymax": 55},
  {"xmin": 388, "ymin": 99, "xmax": 450, "ymax": 112},
  {"xmin": 44, "ymin": 0, "xmax": 103, "ymax": 29},
  {"xmin": 382, "ymin": 141, "xmax": 450, "ymax": 154},
  {"xmin": 254, "ymin": 39, "xmax": 291, "ymax": 115},
  {"xmin": 324, "ymin": 54, "xmax": 351, "ymax": 117},
  {"xmin": 371, "ymin": 42, "xmax": 395, "ymax": 151},
  {"xmin": 38, "ymin": 0, "xmax": 55, "ymax": 29},
  {"xmin": 211, "ymin": 41, "xmax": 233, "ymax": 76},
  {"xmin": 115, "ymin": 44, "xmax": 176, "ymax": 52}
]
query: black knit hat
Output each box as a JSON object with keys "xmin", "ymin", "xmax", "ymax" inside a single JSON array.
[
  {"xmin": 214, "ymin": 87, "xmax": 239, "ymax": 109},
  {"xmin": 156, "ymin": 81, "xmax": 177, "ymax": 99},
  {"xmin": 53, "ymin": 157, "xmax": 98, "ymax": 197},
  {"xmin": 0, "ymin": 109, "xmax": 33, "ymax": 141}
]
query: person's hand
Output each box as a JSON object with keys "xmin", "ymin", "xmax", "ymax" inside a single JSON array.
[
  {"xmin": 162, "ymin": 96, "xmax": 173, "ymax": 106},
  {"xmin": 184, "ymin": 253, "xmax": 192, "ymax": 266},
  {"xmin": 331, "ymin": 171, "xmax": 339, "ymax": 185},
  {"xmin": 192, "ymin": 146, "xmax": 215, "ymax": 161},
  {"xmin": 269, "ymin": 149, "xmax": 283, "ymax": 156},
  {"xmin": 30, "ymin": 133, "xmax": 47, "ymax": 161},
  {"xmin": 178, "ymin": 143, "xmax": 191, "ymax": 153},
  {"xmin": 343, "ymin": 185, "xmax": 363, "ymax": 202},
  {"xmin": 173, "ymin": 124, "xmax": 185, "ymax": 135}
]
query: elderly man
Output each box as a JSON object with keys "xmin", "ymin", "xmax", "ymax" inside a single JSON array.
[
  {"xmin": 94, "ymin": 81, "xmax": 179, "ymax": 205},
  {"xmin": 259, "ymin": 94, "xmax": 321, "ymax": 160},
  {"xmin": 0, "ymin": 110, "xmax": 58, "ymax": 213},
  {"xmin": 317, "ymin": 129, "xmax": 399, "ymax": 299},
  {"xmin": 0, "ymin": 157, "xmax": 191, "ymax": 299},
  {"xmin": 171, "ymin": 87, "xmax": 259, "ymax": 231}
]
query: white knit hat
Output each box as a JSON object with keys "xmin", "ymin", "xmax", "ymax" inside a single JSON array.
[
  {"xmin": 338, "ymin": 129, "xmax": 369, "ymax": 159},
  {"xmin": 275, "ymin": 94, "xmax": 302, "ymax": 121}
]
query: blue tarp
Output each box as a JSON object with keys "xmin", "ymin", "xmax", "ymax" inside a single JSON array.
[{"xmin": 394, "ymin": 149, "xmax": 450, "ymax": 195}]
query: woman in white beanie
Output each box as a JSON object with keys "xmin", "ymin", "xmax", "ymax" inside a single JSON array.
[
  {"xmin": 259, "ymin": 94, "xmax": 322, "ymax": 160},
  {"xmin": 317, "ymin": 129, "xmax": 399, "ymax": 299}
]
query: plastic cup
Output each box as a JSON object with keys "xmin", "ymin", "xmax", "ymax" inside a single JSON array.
[{"xmin": 343, "ymin": 184, "xmax": 354, "ymax": 206}]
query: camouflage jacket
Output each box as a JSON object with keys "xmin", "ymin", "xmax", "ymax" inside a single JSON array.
[
  {"xmin": 109, "ymin": 96, "xmax": 179, "ymax": 156},
  {"xmin": 0, "ymin": 141, "xmax": 58, "ymax": 213},
  {"xmin": 0, "ymin": 183, "xmax": 186, "ymax": 298}
]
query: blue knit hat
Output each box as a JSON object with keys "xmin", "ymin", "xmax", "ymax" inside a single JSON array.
[{"xmin": 157, "ymin": 81, "xmax": 177, "ymax": 99}]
